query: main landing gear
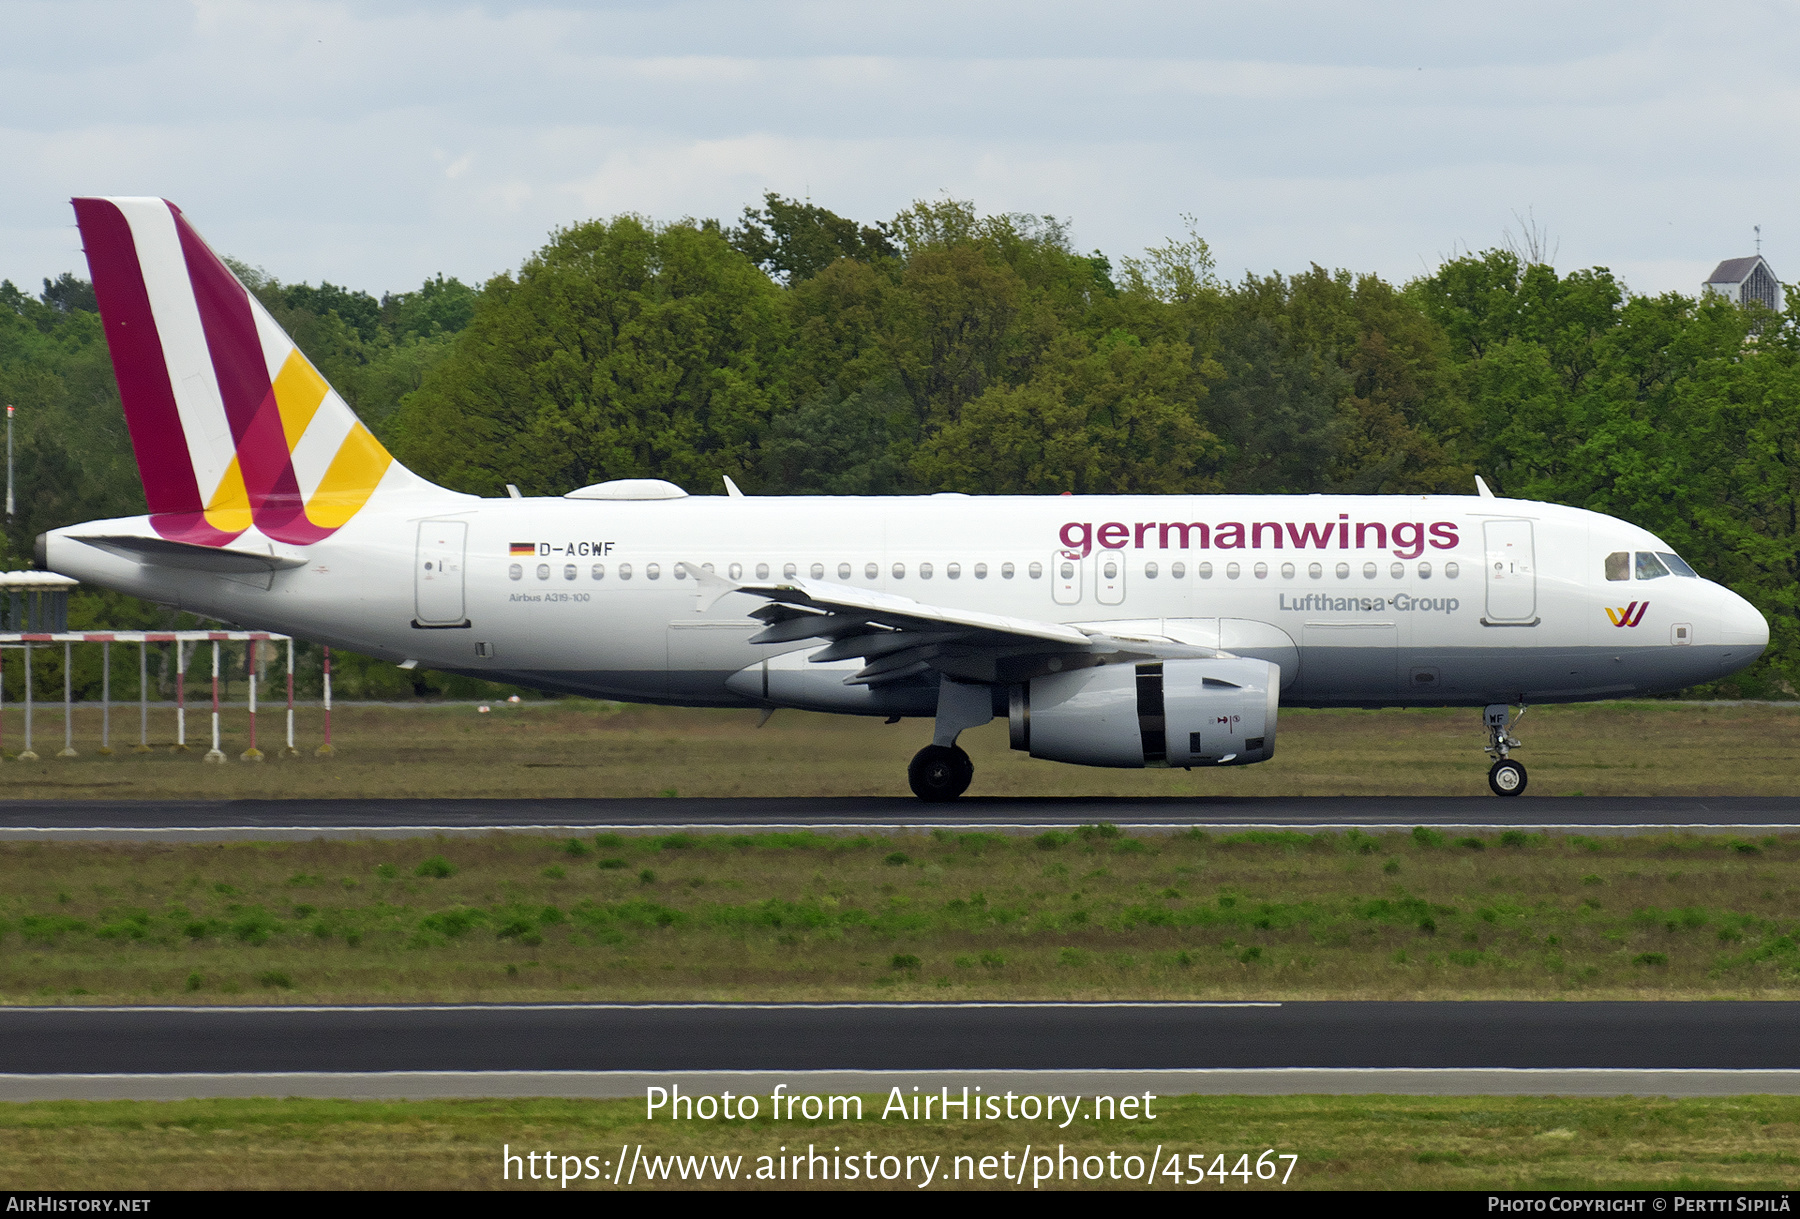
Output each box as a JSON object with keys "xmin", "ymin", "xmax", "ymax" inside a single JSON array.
[
  {"xmin": 1483, "ymin": 703, "xmax": 1528, "ymax": 797},
  {"xmin": 908, "ymin": 678, "xmax": 993, "ymax": 801},
  {"xmin": 909, "ymin": 744, "xmax": 974, "ymax": 802}
]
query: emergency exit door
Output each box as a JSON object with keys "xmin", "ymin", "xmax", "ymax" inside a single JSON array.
[
  {"xmin": 415, "ymin": 520, "xmax": 469, "ymax": 627},
  {"xmin": 1096, "ymin": 549, "xmax": 1126, "ymax": 605},
  {"xmin": 1483, "ymin": 519, "xmax": 1537, "ymax": 624}
]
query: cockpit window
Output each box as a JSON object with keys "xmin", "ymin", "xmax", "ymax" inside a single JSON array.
[
  {"xmin": 1657, "ymin": 551, "xmax": 1699, "ymax": 578},
  {"xmin": 1635, "ymin": 551, "xmax": 1671, "ymax": 580},
  {"xmin": 1604, "ymin": 551, "xmax": 1630, "ymax": 581}
]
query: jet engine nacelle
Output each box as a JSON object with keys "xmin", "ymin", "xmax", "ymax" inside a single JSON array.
[{"xmin": 1009, "ymin": 657, "xmax": 1278, "ymax": 768}]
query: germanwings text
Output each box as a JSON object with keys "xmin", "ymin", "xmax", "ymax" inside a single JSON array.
[{"xmin": 1059, "ymin": 518, "xmax": 1458, "ymax": 560}]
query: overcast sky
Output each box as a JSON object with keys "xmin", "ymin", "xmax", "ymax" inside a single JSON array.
[{"xmin": 3, "ymin": 1, "xmax": 1794, "ymax": 299}]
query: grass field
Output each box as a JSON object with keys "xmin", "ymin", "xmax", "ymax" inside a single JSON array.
[
  {"xmin": 2, "ymin": 1094, "xmax": 1797, "ymax": 1190},
  {"xmin": 6, "ymin": 826, "xmax": 1799, "ymax": 1003},
  {"xmin": 0, "ymin": 698, "xmax": 1793, "ymax": 799}
]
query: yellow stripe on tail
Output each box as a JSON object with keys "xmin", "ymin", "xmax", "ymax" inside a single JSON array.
[{"xmin": 305, "ymin": 423, "xmax": 393, "ymax": 528}]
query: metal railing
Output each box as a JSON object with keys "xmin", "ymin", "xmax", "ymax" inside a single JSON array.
[{"xmin": 0, "ymin": 632, "xmax": 335, "ymax": 761}]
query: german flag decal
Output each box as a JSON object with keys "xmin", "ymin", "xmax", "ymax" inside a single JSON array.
[{"xmin": 509, "ymin": 542, "xmax": 535, "ymax": 555}]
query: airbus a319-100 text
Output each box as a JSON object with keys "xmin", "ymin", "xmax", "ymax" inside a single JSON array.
[{"xmin": 40, "ymin": 198, "xmax": 1771, "ymax": 799}]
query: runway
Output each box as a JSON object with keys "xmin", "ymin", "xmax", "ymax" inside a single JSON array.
[
  {"xmin": 4, "ymin": 1000, "xmax": 1798, "ymax": 1073},
  {"xmin": 1, "ymin": 795, "xmax": 1797, "ymax": 839}
]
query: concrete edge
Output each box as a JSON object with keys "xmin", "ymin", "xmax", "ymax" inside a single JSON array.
[{"xmin": 8, "ymin": 1069, "xmax": 1800, "ymax": 1101}]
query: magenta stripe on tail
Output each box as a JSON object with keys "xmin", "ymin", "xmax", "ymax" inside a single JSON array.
[
  {"xmin": 170, "ymin": 204, "xmax": 331, "ymax": 544},
  {"xmin": 73, "ymin": 200, "xmax": 195, "ymax": 516}
]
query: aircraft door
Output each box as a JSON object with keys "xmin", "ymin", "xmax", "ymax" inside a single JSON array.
[
  {"xmin": 415, "ymin": 520, "xmax": 468, "ymax": 626},
  {"xmin": 1096, "ymin": 549, "xmax": 1126, "ymax": 605},
  {"xmin": 1052, "ymin": 551, "xmax": 1082, "ymax": 605},
  {"xmin": 1483, "ymin": 520, "xmax": 1538, "ymax": 624}
]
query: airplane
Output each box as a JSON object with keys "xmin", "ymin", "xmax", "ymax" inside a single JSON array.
[{"xmin": 38, "ymin": 197, "xmax": 1772, "ymax": 800}]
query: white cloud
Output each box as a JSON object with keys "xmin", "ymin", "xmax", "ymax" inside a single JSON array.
[{"xmin": 2, "ymin": 0, "xmax": 1796, "ymax": 296}]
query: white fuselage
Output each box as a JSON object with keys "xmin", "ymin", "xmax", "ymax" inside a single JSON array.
[{"xmin": 45, "ymin": 490, "xmax": 1769, "ymax": 716}]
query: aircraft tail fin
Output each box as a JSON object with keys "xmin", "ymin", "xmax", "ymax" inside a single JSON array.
[{"xmin": 72, "ymin": 196, "xmax": 425, "ymax": 547}]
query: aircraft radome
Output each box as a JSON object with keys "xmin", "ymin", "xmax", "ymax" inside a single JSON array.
[{"xmin": 40, "ymin": 198, "xmax": 1772, "ymax": 799}]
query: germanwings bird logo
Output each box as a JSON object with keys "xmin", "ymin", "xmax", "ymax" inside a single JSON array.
[
  {"xmin": 73, "ymin": 197, "xmax": 409, "ymax": 548},
  {"xmin": 1605, "ymin": 602, "xmax": 1649, "ymax": 627}
]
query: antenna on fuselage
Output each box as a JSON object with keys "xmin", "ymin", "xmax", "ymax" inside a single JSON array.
[
  {"xmin": 1475, "ymin": 475, "xmax": 1496, "ymax": 499},
  {"xmin": 723, "ymin": 475, "xmax": 746, "ymax": 498}
]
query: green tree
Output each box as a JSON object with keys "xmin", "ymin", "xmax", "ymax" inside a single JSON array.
[
  {"xmin": 912, "ymin": 330, "xmax": 1220, "ymax": 494},
  {"xmin": 389, "ymin": 215, "xmax": 790, "ymax": 495},
  {"xmin": 729, "ymin": 193, "xmax": 898, "ymax": 284}
]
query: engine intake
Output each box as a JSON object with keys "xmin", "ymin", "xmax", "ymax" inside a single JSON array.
[{"xmin": 1009, "ymin": 658, "xmax": 1278, "ymax": 768}]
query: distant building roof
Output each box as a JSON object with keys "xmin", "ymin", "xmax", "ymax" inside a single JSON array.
[
  {"xmin": 1706, "ymin": 256, "xmax": 1766, "ymax": 285},
  {"xmin": 1703, "ymin": 254, "xmax": 1783, "ymax": 313}
]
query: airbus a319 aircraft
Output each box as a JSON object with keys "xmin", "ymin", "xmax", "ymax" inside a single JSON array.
[{"xmin": 41, "ymin": 198, "xmax": 1771, "ymax": 799}]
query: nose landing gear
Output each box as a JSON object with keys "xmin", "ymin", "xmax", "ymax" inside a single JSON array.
[{"xmin": 1483, "ymin": 703, "xmax": 1528, "ymax": 797}]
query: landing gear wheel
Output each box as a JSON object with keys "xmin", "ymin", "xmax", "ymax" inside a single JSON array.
[
  {"xmin": 1488, "ymin": 758, "xmax": 1528, "ymax": 797},
  {"xmin": 908, "ymin": 744, "xmax": 973, "ymax": 802}
]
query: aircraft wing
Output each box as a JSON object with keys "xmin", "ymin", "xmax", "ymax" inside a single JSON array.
[{"xmin": 676, "ymin": 562, "xmax": 1221, "ymax": 686}]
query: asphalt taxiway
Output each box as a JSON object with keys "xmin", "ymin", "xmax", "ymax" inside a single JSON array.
[
  {"xmin": 4, "ymin": 1001, "xmax": 1798, "ymax": 1100},
  {"xmin": 1, "ymin": 795, "xmax": 1795, "ymax": 840},
  {"xmin": 5, "ymin": 1001, "xmax": 1796, "ymax": 1072}
]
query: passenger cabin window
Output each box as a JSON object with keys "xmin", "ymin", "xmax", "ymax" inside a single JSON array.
[
  {"xmin": 591, "ymin": 564, "xmax": 604, "ymax": 580},
  {"xmin": 1002, "ymin": 563, "xmax": 1015, "ymax": 579},
  {"xmin": 1144, "ymin": 562, "xmax": 1158, "ymax": 578},
  {"xmin": 974, "ymin": 563, "xmax": 988, "ymax": 579},
  {"xmin": 1197, "ymin": 562, "xmax": 1212, "ymax": 579},
  {"xmin": 646, "ymin": 563, "xmax": 660, "ymax": 579},
  {"xmin": 920, "ymin": 562, "xmax": 933, "ymax": 579},
  {"xmin": 756, "ymin": 563, "xmax": 770, "ymax": 580},
  {"xmin": 1605, "ymin": 551, "xmax": 1630, "ymax": 581},
  {"xmin": 838, "ymin": 562, "xmax": 851, "ymax": 579},
  {"xmin": 1659, "ymin": 552, "xmax": 1699, "ymax": 578},
  {"xmin": 783, "ymin": 563, "xmax": 797, "ymax": 579},
  {"xmin": 811, "ymin": 562, "xmax": 824, "ymax": 579},
  {"xmin": 1028, "ymin": 562, "xmax": 1042, "ymax": 579},
  {"xmin": 865, "ymin": 563, "xmax": 878, "ymax": 580},
  {"xmin": 729, "ymin": 563, "xmax": 743, "ymax": 580},
  {"xmin": 1635, "ymin": 552, "xmax": 1670, "ymax": 581},
  {"xmin": 947, "ymin": 562, "xmax": 961, "ymax": 579},
  {"xmin": 1171, "ymin": 561, "xmax": 1186, "ymax": 579}
]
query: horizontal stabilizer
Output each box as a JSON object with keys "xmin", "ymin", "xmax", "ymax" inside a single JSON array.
[{"xmin": 73, "ymin": 534, "xmax": 307, "ymax": 575}]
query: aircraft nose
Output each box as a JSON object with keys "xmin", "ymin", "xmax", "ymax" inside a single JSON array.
[{"xmin": 1719, "ymin": 586, "xmax": 1769, "ymax": 651}]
